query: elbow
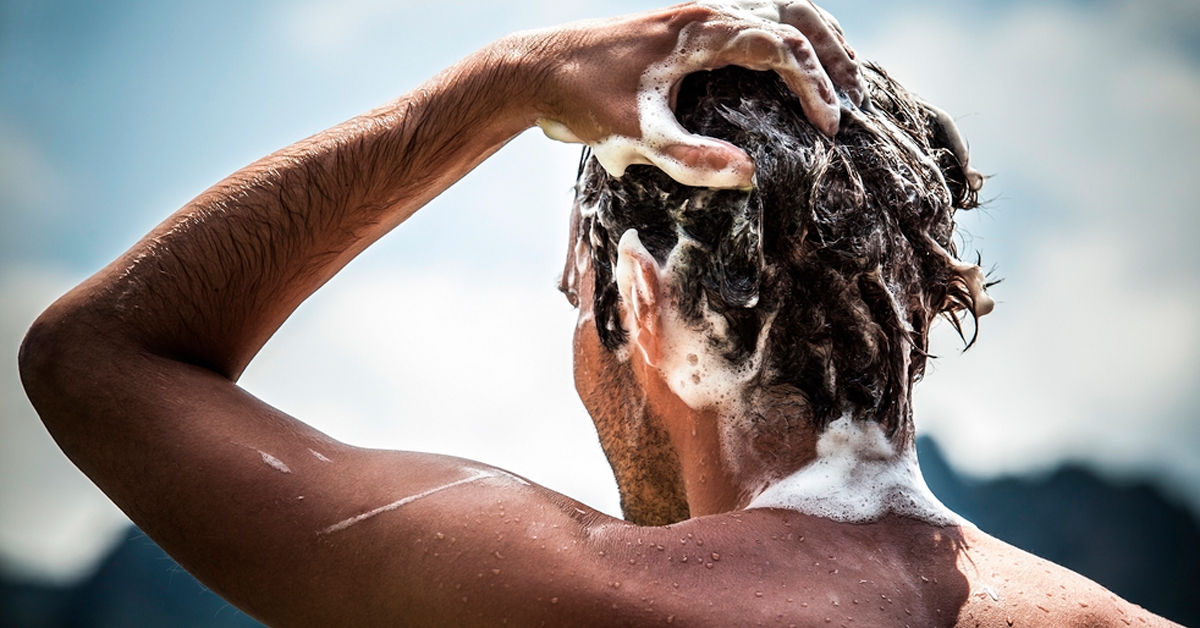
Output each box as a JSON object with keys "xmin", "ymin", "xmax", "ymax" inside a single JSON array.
[
  {"xmin": 19, "ymin": 299, "xmax": 76, "ymax": 411},
  {"xmin": 18, "ymin": 291, "xmax": 112, "ymax": 425}
]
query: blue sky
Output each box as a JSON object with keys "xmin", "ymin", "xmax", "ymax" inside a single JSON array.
[{"xmin": 2, "ymin": 0, "xmax": 1198, "ymax": 583}]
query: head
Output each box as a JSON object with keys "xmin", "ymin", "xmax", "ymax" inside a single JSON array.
[{"xmin": 561, "ymin": 64, "xmax": 990, "ymax": 526}]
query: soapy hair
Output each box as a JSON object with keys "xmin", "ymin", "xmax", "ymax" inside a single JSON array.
[{"xmin": 574, "ymin": 64, "xmax": 982, "ymax": 439}]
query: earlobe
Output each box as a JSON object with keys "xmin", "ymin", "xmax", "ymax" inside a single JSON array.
[{"xmin": 615, "ymin": 229, "xmax": 664, "ymax": 366}]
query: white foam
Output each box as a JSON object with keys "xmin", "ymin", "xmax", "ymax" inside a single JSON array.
[
  {"xmin": 615, "ymin": 230, "xmax": 766, "ymax": 412},
  {"xmin": 541, "ymin": 0, "xmax": 842, "ymax": 189},
  {"xmin": 259, "ymin": 451, "xmax": 292, "ymax": 474},
  {"xmin": 747, "ymin": 417, "xmax": 968, "ymax": 526}
]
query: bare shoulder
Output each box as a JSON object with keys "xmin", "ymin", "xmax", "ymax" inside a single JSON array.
[{"xmin": 955, "ymin": 526, "xmax": 1181, "ymax": 628}]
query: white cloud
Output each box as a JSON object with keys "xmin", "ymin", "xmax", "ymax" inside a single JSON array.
[
  {"xmin": 0, "ymin": 266, "xmax": 130, "ymax": 584},
  {"xmin": 274, "ymin": 0, "xmax": 653, "ymax": 66},
  {"xmin": 239, "ymin": 267, "xmax": 623, "ymax": 517},
  {"xmin": 861, "ymin": 2, "xmax": 1200, "ymax": 512}
]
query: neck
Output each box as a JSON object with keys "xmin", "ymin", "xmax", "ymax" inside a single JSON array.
[
  {"xmin": 744, "ymin": 415, "xmax": 966, "ymax": 526},
  {"xmin": 663, "ymin": 390, "xmax": 965, "ymax": 526}
]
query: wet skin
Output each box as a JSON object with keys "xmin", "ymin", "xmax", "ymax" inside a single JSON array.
[{"xmin": 16, "ymin": 2, "xmax": 1180, "ymax": 626}]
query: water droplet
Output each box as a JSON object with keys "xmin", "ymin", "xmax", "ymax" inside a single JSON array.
[
  {"xmin": 711, "ymin": 552, "xmax": 721, "ymax": 561},
  {"xmin": 551, "ymin": 597, "xmax": 558, "ymax": 604},
  {"xmin": 611, "ymin": 582, "xmax": 622, "ymax": 589},
  {"xmin": 436, "ymin": 532, "xmax": 444, "ymax": 540},
  {"xmin": 755, "ymin": 592, "xmax": 763, "ymax": 597},
  {"xmin": 696, "ymin": 539, "xmax": 704, "ymax": 546},
  {"xmin": 629, "ymin": 559, "xmax": 637, "ymax": 565}
]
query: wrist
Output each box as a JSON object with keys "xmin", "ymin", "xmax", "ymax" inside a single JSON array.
[{"xmin": 486, "ymin": 27, "xmax": 572, "ymax": 127}]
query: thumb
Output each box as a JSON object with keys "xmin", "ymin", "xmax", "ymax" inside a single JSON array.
[{"xmin": 643, "ymin": 133, "xmax": 755, "ymax": 189}]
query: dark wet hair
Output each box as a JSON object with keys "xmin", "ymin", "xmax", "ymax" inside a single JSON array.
[{"xmin": 574, "ymin": 64, "xmax": 982, "ymax": 439}]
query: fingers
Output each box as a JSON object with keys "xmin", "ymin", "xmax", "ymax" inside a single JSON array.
[
  {"xmin": 654, "ymin": 136, "xmax": 756, "ymax": 189},
  {"xmin": 729, "ymin": 27, "xmax": 842, "ymax": 135},
  {"xmin": 778, "ymin": 1, "xmax": 863, "ymax": 104},
  {"xmin": 677, "ymin": 19, "xmax": 841, "ymax": 135},
  {"xmin": 535, "ymin": 1, "xmax": 863, "ymax": 188},
  {"xmin": 585, "ymin": 124, "xmax": 756, "ymax": 189}
]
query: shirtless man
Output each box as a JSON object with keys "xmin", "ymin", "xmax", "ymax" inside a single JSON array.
[{"xmin": 17, "ymin": 2, "xmax": 1180, "ymax": 626}]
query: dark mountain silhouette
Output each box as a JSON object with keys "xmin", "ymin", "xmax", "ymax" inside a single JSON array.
[
  {"xmin": 917, "ymin": 437, "xmax": 1200, "ymax": 627},
  {"xmin": 2, "ymin": 437, "xmax": 1197, "ymax": 627},
  {"xmin": 0, "ymin": 528, "xmax": 264, "ymax": 628}
]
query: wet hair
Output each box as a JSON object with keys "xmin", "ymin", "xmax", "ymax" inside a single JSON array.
[{"xmin": 574, "ymin": 64, "xmax": 982, "ymax": 439}]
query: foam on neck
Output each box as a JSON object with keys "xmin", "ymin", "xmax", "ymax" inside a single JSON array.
[{"xmin": 747, "ymin": 416, "xmax": 967, "ymax": 526}]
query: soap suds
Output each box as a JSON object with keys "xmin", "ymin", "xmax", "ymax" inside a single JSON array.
[
  {"xmin": 747, "ymin": 417, "xmax": 967, "ymax": 526},
  {"xmin": 308, "ymin": 448, "xmax": 332, "ymax": 463},
  {"xmin": 259, "ymin": 451, "xmax": 291, "ymax": 474},
  {"xmin": 653, "ymin": 236, "xmax": 772, "ymax": 416},
  {"xmin": 541, "ymin": 0, "xmax": 846, "ymax": 189},
  {"xmin": 319, "ymin": 469, "xmax": 495, "ymax": 535}
]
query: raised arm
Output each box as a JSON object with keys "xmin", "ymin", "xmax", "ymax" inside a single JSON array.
[{"xmin": 19, "ymin": 3, "xmax": 860, "ymax": 626}]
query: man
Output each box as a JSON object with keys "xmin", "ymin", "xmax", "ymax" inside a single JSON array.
[{"xmin": 17, "ymin": 1, "xmax": 1179, "ymax": 626}]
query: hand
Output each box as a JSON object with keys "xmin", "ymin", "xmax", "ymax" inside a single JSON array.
[{"xmin": 528, "ymin": 0, "xmax": 863, "ymax": 189}]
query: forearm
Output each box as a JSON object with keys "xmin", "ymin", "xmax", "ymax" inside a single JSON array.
[{"xmin": 39, "ymin": 37, "xmax": 542, "ymax": 380}]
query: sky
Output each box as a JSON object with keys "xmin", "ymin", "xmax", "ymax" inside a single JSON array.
[{"xmin": 1, "ymin": 0, "xmax": 1198, "ymax": 585}]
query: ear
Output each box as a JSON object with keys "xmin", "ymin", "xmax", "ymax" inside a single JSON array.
[{"xmin": 615, "ymin": 229, "xmax": 665, "ymax": 366}]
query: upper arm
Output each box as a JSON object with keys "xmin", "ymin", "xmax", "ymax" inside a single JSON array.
[{"xmin": 20, "ymin": 306, "xmax": 621, "ymax": 627}]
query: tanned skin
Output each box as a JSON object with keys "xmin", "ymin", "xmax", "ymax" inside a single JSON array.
[{"xmin": 18, "ymin": 2, "xmax": 1180, "ymax": 626}]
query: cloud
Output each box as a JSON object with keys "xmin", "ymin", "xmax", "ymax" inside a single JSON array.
[
  {"xmin": 858, "ymin": 1, "xmax": 1200, "ymax": 512},
  {"xmin": 239, "ymin": 266, "xmax": 623, "ymax": 517},
  {"xmin": 273, "ymin": 0, "xmax": 650, "ymax": 67},
  {"xmin": 0, "ymin": 121, "xmax": 71, "ymax": 264}
]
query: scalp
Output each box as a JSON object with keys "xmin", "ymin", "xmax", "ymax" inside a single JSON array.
[{"xmin": 576, "ymin": 64, "xmax": 984, "ymax": 441}]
